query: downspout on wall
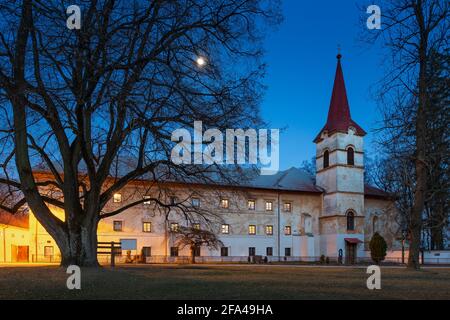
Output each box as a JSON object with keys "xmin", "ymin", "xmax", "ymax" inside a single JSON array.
[{"xmin": 277, "ymin": 192, "xmax": 281, "ymax": 262}]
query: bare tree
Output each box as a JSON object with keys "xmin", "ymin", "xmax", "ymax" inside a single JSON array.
[
  {"xmin": 0, "ymin": 0, "xmax": 281, "ymax": 266},
  {"xmin": 363, "ymin": 0, "xmax": 448, "ymax": 269},
  {"xmin": 171, "ymin": 226, "xmax": 223, "ymax": 263}
]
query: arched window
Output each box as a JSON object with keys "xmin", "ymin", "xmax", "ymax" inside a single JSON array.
[
  {"xmin": 347, "ymin": 211, "xmax": 355, "ymax": 231},
  {"xmin": 372, "ymin": 216, "xmax": 378, "ymax": 234},
  {"xmin": 347, "ymin": 147, "xmax": 354, "ymax": 165},
  {"xmin": 323, "ymin": 150, "xmax": 329, "ymax": 168}
]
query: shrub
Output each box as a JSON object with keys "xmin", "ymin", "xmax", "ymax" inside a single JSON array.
[
  {"xmin": 320, "ymin": 255, "xmax": 326, "ymax": 264},
  {"xmin": 369, "ymin": 232, "xmax": 388, "ymax": 264}
]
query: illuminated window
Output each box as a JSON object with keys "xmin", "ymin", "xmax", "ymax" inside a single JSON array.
[
  {"xmin": 170, "ymin": 247, "xmax": 178, "ymax": 257},
  {"xmin": 266, "ymin": 247, "xmax": 273, "ymax": 256},
  {"xmin": 283, "ymin": 202, "xmax": 292, "ymax": 212},
  {"xmin": 347, "ymin": 147, "xmax": 355, "ymax": 166},
  {"xmin": 113, "ymin": 221, "xmax": 123, "ymax": 231},
  {"xmin": 191, "ymin": 198, "xmax": 200, "ymax": 207},
  {"xmin": 248, "ymin": 225, "xmax": 256, "ymax": 235},
  {"xmin": 323, "ymin": 150, "xmax": 329, "ymax": 168},
  {"xmin": 347, "ymin": 211, "xmax": 355, "ymax": 231},
  {"xmin": 142, "ymin": 222, "xmax": 151, "ymax": 233},
  {"xmin": 265, "ymin": 225, "xmax": 273, "ymax": 235},
  {"xmin": 285, "ymin": 247, "xmax": 291, "ymax": 257},
  {"xmin": 113, "ymin": 193, "xmax": 122, "ymax": 203},
  {"xmin": 248, "ymin": 200, "xmax": 256, "ymax": 210},
  {"xmin": 265, "ymin": 201, "xmax": 273, "ymax": 211},
  {"xmin": 44, "ymin": 246, "xmax": 54, "ymax": 257},
  {"xmin": 220, "ymin": 199, "xmax": 229, "ymax": 209},
  {"xmin": 193, "ymin": 223, "xmax": 200, "ymax": 230},
  {"xmin": 221, "ymin": 224, "xmax": 230, "ymax": 234},
  {"xmin": 284, "ymin": 226, "xmax": 291, "ymax": 235},
  {"xmin": 170, "ymin": 223, "xmax": 179, "ymax": 232},
  {"xmin": 143, "ymin": 196, "xmax": 151, "ymax": 205}
]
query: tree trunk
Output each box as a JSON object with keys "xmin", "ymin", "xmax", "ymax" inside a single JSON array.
[
  {"xmin": 191, "ymin": 246, "xmax": 196, "ymax": 264},
  {"xmin": 408, "ymin": 2, "xmax": 428, "ymax": 270},
  {"xmin": 57, "ymin": 220, "xmax": 100, "ymax": 267}
]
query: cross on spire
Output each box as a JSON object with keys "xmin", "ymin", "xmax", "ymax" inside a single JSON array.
[{"xmin": 337, "ymin": 44, "xmax": 342, "ymax": 60}]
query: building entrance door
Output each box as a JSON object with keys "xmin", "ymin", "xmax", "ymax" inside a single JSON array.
[
  {"xmin": 345, "ymin": 243, "xmax": 357, "ymax": 264},
  {"xmin": 17, "ymin": 246, "xmax": 29, "ymax": 262}
]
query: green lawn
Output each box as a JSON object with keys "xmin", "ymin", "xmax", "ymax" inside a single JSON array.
[{"xmin": 0, "ymin": 264, "xmax": 449, "ymax": 299}]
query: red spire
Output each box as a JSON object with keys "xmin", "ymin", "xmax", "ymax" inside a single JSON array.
[{"xmin": 314, "ymin": 54, "xmax": 366, "ymax": 143}]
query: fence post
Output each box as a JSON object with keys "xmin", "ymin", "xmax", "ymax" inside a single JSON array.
[{"xmin": 110, "ymin": 242, "xmax": 115, "ymax": 267}]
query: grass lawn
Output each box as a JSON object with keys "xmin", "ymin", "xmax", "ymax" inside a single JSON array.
[{"xmin": 0, "ymin": 264, "xmax": 449, "ymax": 300}]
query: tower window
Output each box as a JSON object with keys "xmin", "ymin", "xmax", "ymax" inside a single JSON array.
[
  {"xmin": 323, "ymin": 150, "xmax": 329, "ymax": 168},
  {"xmin": 347, "ymin": 147, "xmax": 355, "ymax": 165},
  {"xmin": 347, "ymin": 211, "xmax": 355, "ymax": 231}
]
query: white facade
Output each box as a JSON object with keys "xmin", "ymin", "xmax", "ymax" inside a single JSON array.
[{"xmin": 23, "ymin": 56, "xmax": 402, "ymax": 264}]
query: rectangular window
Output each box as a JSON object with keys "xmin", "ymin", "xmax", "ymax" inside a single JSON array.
[
  {"xmin": 265, "ymin": 201, "xmax": 273, "ymax": 211},
  {"xmin": 247, "ymin": 200, "xmax": 256, "ymax": 210},
  {"xmin": 266, "ymin": 247, "xmax": 273, "ymax": 256},
  {"xmin": 194, "ymin": 246, "xmax": 201, "ymax": 257},
  {"xmin": 113, "ymin": 220, "xmax": 123, "ymax": 232},
  {"xmin": 113, "ymin": 193, "xmax": 122, "ymax": 203},
  {"xmin": 143, "ymin": 195, "xmax": 151, "ymax": 205},
  {"xmin": 44, "ymin": 246, "xmax": 54, "ymax": 257},
  {"xmin": 220, "ymin": 199, "xmax": 229, "ymax": 209},
  {"xmin": 248, "ymin": 225, "xmax": 256, "ymax": 235},
  {"xmin": 191, "ymin": 198, "xmax": 200, "ymax": 207},
  {"xmin": 285, "ymin": 247, "xmax": 291, "ymax": 257},
  {"xmin": 193, "ymin": 223, "xmax": 200, "ymax": 230},
  {"xmin": 284, "ymin": 226, "xmax": 291, "ymax": 235},
  {"xmin": 170, "ymin": 223, "xmax": 179, "ymax": 232},
  {"xmin": 221, "ymin": 247, "xmax": 229, "ymax": 257},
  {"xmin": 265, "ymin": 225, "xmax": 273, "ymax": 235},
  {"xmin": 170, "ymin": 247, "xmax": 178, "ymax": 257},
  {"xmin": 283, "ymin": 202, "xmax": 292, "ymax": 212},
  {"xmin": 221, "ymin": 224, "xmax": 230, "ymax": 234},
  {"xmin": 142, "ymin": 247, "xmax": 151, "ymax": 257},
  {"xmin": 142, "ymin": 222, "xmax": 152, "ymax": 233},
  {"xmin": 249, "ymin": 247, "xmax": 256, "ymax": 256}
]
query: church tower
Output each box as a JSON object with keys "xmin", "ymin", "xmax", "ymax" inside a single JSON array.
[{"xmin": 314, "ymin": 54, "xmax": 366, "ymax": 262}]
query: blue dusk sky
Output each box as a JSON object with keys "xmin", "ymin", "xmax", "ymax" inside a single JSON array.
[{"xmin": 261, "ymin": 0, "xmax": 385, "ymax": 169}]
